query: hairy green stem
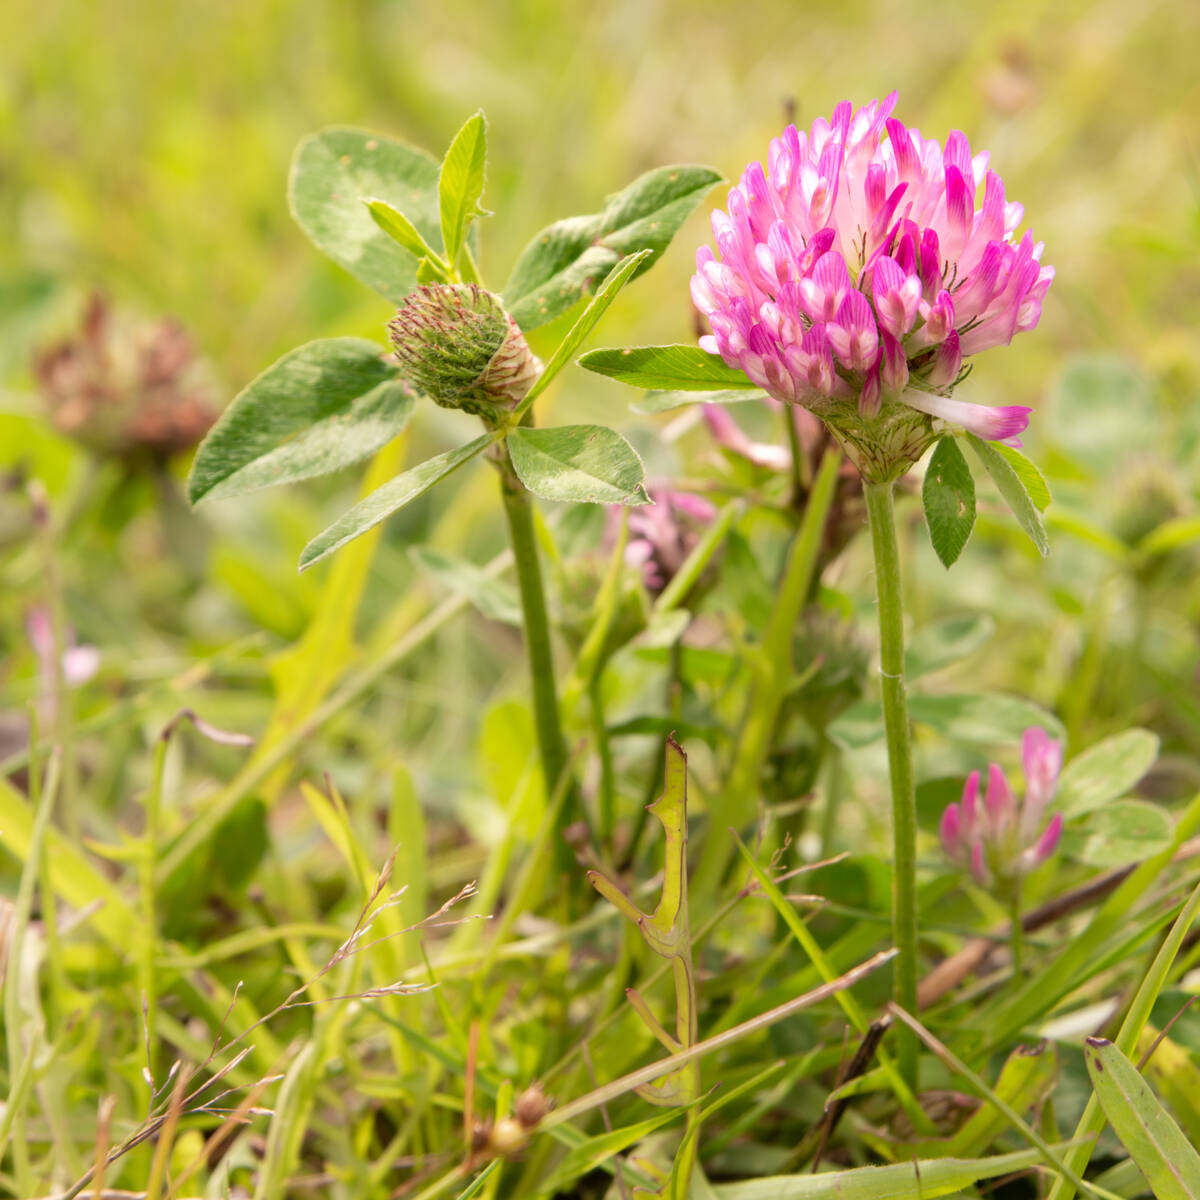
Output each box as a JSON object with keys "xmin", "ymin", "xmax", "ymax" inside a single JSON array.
[
  {"xmin": 863, "ymin": 478, "xmax": 919, "ymax": 1089},
  {"xmin": 693, "ymin": 448, "xmax": 842, "ymax": 897},
  {"xmin": 497, "ymin": 447, "xmax": 574, "ymax": 842}
]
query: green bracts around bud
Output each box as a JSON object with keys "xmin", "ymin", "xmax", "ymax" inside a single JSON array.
[{"xmin": 388, "ymin": 284, "xmax": 540, "ymax": 420}]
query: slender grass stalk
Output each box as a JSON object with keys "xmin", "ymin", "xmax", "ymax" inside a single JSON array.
[
  {"xmin": 693, "ymin": 448, "xmax": 842, "ymax": 897},
  {"xmin": 889, "ymin": 1005, "xmax": 1119, "ymax": 1200},
  {"xmin": 140, "ymin": 734, "xmax": 169, "ymax": 1093},
  {"xmin": 863, "ymin": 477, "xmax": 919, "ymax": 1089},
  {"xmin": 3, "ymin": 725, "xmax": 60, "ymax": 1198},
  {"xmin": 495, "ymin": 443, "xmax": 574, "ymax": 839},
  {"xmin": 34, "ymin": 483, "xmax": 80, "ymax": 846},
  {"xmin": 587, "ymin": 739, "xmax": 701, "ymax": 1189},
  {"xmin": 541, "ymin": 949, "xmax": 897, "ymax": 1129}
]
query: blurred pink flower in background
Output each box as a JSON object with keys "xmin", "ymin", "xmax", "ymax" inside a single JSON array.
[
  {"xmin": 27, "ymin": 605, "xmax": 100, "ymax": 724},
  {"xmin": 691, "ymin": 93, "xmax": 1052, "ymax": 477},
  {"xmin": 620, "ymin": 487, "xmax": 716, "ymax": 593},
  {"xmin": 702, "ymin": 403, "xmax": 791, "ymax": 472},
  {"xmin": 940, "ymin": 726, "xmax": 1064, "ymax": 886}
]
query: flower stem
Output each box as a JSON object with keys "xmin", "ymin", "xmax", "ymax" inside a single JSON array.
[
  {"xmin": 863, "ymin": 478, "xmax": 919, "ymax": 1089},
  {"xmin": 496, "ymin": 445, "xmax": 574, "ymax": 843},
  {"xmin": 1009, "ymin": 881, "xmax": 1024, "ymax": 976}
]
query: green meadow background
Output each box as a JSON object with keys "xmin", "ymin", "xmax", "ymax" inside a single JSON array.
[{"xmin": 2, "ymin": 1, "xmax": 1200, "ymax": 1193}]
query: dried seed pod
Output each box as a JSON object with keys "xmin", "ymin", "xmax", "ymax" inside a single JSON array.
[
  {"xmin": 514, "ymin": 1083, "xmax": 552, "ymax": 1129},
  {"xmin": 487, "ymin": 1116, "xmax": 530, "ymax": 1158}
]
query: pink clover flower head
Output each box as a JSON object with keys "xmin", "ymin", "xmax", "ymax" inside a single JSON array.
[
  {"xmin": 939, "ymin": 726, "xmax": 1063, "ymax": 887},
  {"xmin": 692, "ymin": 93, "xmax": 1053, "ymax": 482},
  {"xmin": 619, "ymin": 486, "xmax": 717, "ymax": 593}
]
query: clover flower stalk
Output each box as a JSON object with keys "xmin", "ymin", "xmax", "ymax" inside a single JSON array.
[
  {"xmin": 388, "ymin": 284, "xmax": 576, "ymax": 833},
  {"xmin": 941, "ymin": 727, "xmax": 1064, "ymax": 971},
  {"xmin": 693, "ymin": 94, "xmax": 1053, "ymax": 1084}
]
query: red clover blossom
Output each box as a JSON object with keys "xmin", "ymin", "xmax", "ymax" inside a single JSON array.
[{"xmin": 691, "ymin": 94, "xmax": 1053, "ymax": 481}]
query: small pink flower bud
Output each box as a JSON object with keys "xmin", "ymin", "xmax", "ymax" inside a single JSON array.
[
  {"xmin": 915, "ymin": 290, "xmax": 956, "ymax": 349},
  {"xmin": 799, "ymin": 251, "xmax": 852, "ymax": 324},
  {"xmin": 859, "ymin": 361, "xmax": 883, "ymax": 418},
  {"xmin": 871, "ymin": 256, "xmax": 922, "ymax": 339},
  {"xmin": 880, "ymin": 333, "xmax": 909, "ymax": 392}
]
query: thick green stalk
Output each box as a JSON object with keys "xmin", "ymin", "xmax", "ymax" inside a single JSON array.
[
  {"xmin": 496, "ymin": 446, "xmax": 573, "ymax": 830},
  {"xmin": 693, "ymin": 448, "xmax": 842, "ymax": 897},
  {"xmin": 863, "ymin": 479, "xmax": 919, "ymax": 1088}
]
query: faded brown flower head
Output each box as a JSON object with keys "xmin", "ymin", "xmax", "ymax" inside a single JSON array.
[
  {"xmin": 34, "ymin": 293, "xmax": 216, "ymax": 462},
  {"xmin": 514, "ymin": 1083, "xmax": 552, "ymax": 1129}
]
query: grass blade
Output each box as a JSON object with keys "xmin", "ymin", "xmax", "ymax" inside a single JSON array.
[{"xmin": 1085, "ymin": 1038, "xmax": 1200, "ymax": 1200}]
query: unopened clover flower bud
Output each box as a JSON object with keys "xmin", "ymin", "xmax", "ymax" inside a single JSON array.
[
  {"xmin": 940, "ymin": 726, "xmax": 1064, "ymax": 888},
  {"xmin": 388, "ymin": 284, "xmax": 540, "ymax": 421}
]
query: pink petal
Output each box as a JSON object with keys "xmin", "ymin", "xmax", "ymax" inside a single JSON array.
[
  {"xmin": 900, "ymin": 390, "xmax": 1031, "ymax": 443},
  {"xmin": 940, "ymin": 803, "xmax": 963, "ymax": 858}
]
